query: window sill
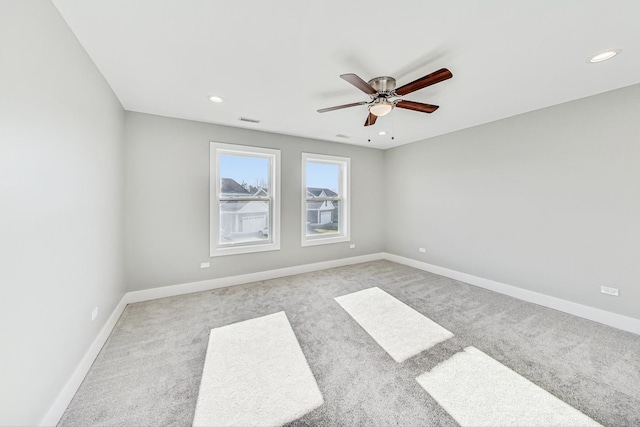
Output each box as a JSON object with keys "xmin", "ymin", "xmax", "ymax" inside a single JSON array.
[
  {"xmin": 301, "ymin": 234, "xmax": 350, "ymax": 247},
  {"xmin": 210, "ymin": 242, "xmax": 280, "ymax": 257}
]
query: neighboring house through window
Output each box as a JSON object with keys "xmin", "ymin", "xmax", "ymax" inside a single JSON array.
[
  {"xmin": 302, "ymin": 153, "xmax": 350, "ymax": 246},
  {"xmin": 210, "ymin": 142, "xmax": 280, "ymax": 256}
]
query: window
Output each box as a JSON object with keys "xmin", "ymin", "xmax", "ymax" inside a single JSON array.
[
  {"xmin": 302, "ymin": 153, "xmax": 350, "ymax": 246},
  {"xmin": 210, "ymin": 142, "xmax": 280, "ymax": 256}
]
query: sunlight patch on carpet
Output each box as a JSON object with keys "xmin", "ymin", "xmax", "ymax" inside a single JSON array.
[
  {"xmin": 193, "ymin": 311, "xmax": 323, "ymax": 427},
  {"xmin": 416, "ymin": 346, "xmax": 601, "ymax": 427},
  {"xmin": 335, "ymin": 287, "xmax": 453, "ymax": 362}
]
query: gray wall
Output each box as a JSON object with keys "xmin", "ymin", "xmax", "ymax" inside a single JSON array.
[
  {"xmin": 0, "ymin": 1, "xmax": 125, "ymax": 425},
  {"xmin": 385, "ymin": 84, "xmax": 640, "ymax": 320},
  {"xmin": 124, "ymin": 112, "xmax": 385, "ymax": 291}
]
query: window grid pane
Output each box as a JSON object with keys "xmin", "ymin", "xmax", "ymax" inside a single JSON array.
[
  {"xmin": 220, "ymin": 153, "xmax": 271, "ymax": 197},
  {"xmin": 219, "ymin": 199, "xmax": 271, "ymax": 245},
  {"xmin": 305, "ymin": 198, "xmax": 341, "ymax": 237}
]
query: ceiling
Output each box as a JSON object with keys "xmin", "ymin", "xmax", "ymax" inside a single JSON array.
[{"xmin": 52, "ymin": 0, "xmax": 640, "ymax": 149}]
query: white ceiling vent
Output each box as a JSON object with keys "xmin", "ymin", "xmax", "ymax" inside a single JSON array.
[{"xmin": 238, "ymin": 117, "xmax": 261, "ymax": 124}]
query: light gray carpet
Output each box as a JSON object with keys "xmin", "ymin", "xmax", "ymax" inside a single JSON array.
[{"xmin": 59, "ymin": 260, "xmax": 640, "ymax": 426}]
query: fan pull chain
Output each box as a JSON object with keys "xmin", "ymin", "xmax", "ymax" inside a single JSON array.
[{"xmin": 392, "ymin": 111, "xmax": 395, "ymax": 141}]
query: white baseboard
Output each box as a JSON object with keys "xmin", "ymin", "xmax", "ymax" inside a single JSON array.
[
  {"xmin": 40, "ymin": 295, "xmax": 129, "ymax": 426},
  {"xmin": 125, "ymin": 253, "xmax": 385, "ymax": 304},
  {"xmin": 39, "ymin": 252, "xmax": 384, "ymax": 426},
  {"xmin": 382, "ymin": 252, "xmax": 640, "ymax": 336}
]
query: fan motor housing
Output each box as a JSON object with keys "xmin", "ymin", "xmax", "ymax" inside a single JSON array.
[{"xmin": 368, "ymin": 76, "xmax": 396, "ymax": 94}]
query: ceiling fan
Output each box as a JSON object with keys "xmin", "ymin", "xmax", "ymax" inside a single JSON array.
[{"xmin": 317, "ymin": 68, "xmax": 453, "ymax": 126}]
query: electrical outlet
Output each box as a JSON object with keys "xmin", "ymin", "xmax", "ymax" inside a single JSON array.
[
  {"xmin": 91, "ymin": 307, "xmax": 98, "ymax": 321},
  {"xmin": 349, "ymin": 244, "xmax": 356, "ymax": 249},
  {"xmin": 600, "ymin": 286, "xmax": 619, "ymax": 296},
  {"xmin": 419, "ymin": 248, "xmax": 426, "ymax": 253},
  {"xmin": 200, "ymin": 262, "xmax": 210, "ymax": 269}
]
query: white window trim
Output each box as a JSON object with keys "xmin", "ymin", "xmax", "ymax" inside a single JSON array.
[
  {"xmin": 301, "ymin": 153, "xmax": 351, "ymax": 247},
  {"xmin": 210, "ymin": 142, "xmax": 281, "ymax": 257}
]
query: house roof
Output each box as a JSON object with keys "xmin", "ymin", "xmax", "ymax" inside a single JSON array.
[
  {"xmin": 220, "ymin": 200, "xmax": 269, "ymax": 214},
  {"xmin": 307, "ymin": 187, "xmax": 338, "ymax": 198},
  {"xmin": 221, "ymin": 178, "xmax": 249, "ymax": 195},
  {"xmin": 307, "ymin": 200, "xmax": 336, "ymax": 210}
]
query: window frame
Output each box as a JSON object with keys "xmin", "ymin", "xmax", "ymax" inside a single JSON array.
[
  {"xmin": 301, "ymin": 152, "xmax": 351, "ymax": 247},
  {"xmin": 210, "ymin": 142, "xmax": 281, "ymax": 257}
]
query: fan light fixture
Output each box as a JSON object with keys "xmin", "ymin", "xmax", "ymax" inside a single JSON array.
[{"xmin": 369, "ymin": 101, "xmax": 393, "ymax": 117}]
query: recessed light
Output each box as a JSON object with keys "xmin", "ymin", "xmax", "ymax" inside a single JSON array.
[
  {"xmin": 378, "ymin": 131, "xmax": 387, "ymax": 136},
  {"xmin": 589, "ymin": 50, "xmax": 620, "ymax": 63},
  {"xmin": 209, "ymin": 96, "xmax": 224, "ymax": 103}
]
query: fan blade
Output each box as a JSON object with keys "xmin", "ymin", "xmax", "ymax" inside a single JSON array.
[
  {"xmin": 364, "ymin": 112, "xmax": 377, "ymax": 126},
  {"xmin": 317, "ymin": 101, "xmax": 367, "ymax": 113},
  {"xmin": 340, "ymin": 73, "xmax": 377, "ymax": 95},
  {"xmin": 395, "ymin": 68, "xmax": 452, "ymax": 96},
  {"xmin": 395, "ymin": 100, "xmax": 440, "ymax": 113}
]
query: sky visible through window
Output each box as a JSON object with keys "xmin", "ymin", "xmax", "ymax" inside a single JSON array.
[
  {"xmin": 306, "ymin": 162, "xmax": 339, "ymax": 192},
  {"xmin": 219, "ymin": 154, "xmax": 339, "ymax": 192},
  {"xmin": 220, "ymin": 154, "xmax": 269, "ymax": 189}
]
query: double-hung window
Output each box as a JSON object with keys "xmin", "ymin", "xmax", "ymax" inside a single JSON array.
[
  {"xmin": 302, "ymin": 153, "xmax": 350, "ymax": 246},
  {"xmin": 210, "ymin": 142, "xmax": 280, "ymax": 256}
]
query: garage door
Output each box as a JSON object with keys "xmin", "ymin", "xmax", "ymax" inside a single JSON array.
[
  {"xmin": 319, "ymin": 211, "xmax": 332, "ymax": 224},
  {"xmin": 242, "ymin": 215, "xmax": 265, "ymax": 232}
]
